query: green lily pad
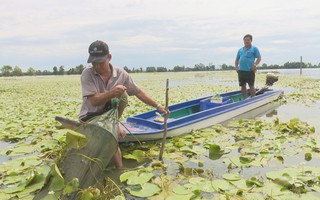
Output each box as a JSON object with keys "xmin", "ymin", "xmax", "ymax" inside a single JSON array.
[
  {"xmin": 166, "ymin": 193, "xmax": 193, "ymax": 200},
  {"xmin": 5, "ymin": 142, "xmax": 35, "ymax": 156},
  {"xmin": 243, "ymin": 192, "xmax": 264, "ymax": 200},
  {"xmin": 127, "ymin": 183, "xmax": 161, "ymax": 197},
  {"xmin": 305, "ymin": 152, "xmax": 312, "ymax": 161},
  {"xmin": 208, "ymin": 144, "xmax": 231, "ymax": 160},
  {"xmin": 1, "ymin": 155, "xmax": 42, "ymax": 174},
  {"xmin": 63, "ymin": 178, "xmax": 79, "ymax": 195},
  {"xmin": 120, "ymin": 170, "xmax": 154, "ymax": 185},
  {"xmin": 120, "ymin": 171, "xmax": 138, "ymax": 183},
  {"xmin": 3, "ymin": 182, "xmax": 26, "ymax": 194},
  {"xmin": 172, "ymin": 185, "xmax": 193, "ymax": 195},
  {"xmin": 189, "ymin": 177, "xmax": 207, "ymax": 185},
  {"xmin": 212, "ymin": 179, "xmax": 234, "ymax": 191},
  {"xmin": 66, "ymin": 131, "xmax": 88, "ymax": 150},
  {"xmin": 123, "ymin": 150, "xmax": 146, "ymax": 162},
  {"xmin": 181, "ymin": 177, "xmax": 215, "ymax": 193},
  {"xmin": 49, "ymin": 164, "xmax": 65, "ymax": 191},
  {"xmin": 222, "ymin": 173, "xmax": 241, "ymax": 181},
  {"xmin": 127, "ymin": 172, "xmax": 154, "ymax": 185},
  {"xmin": 246, "ymin": 177, "xmax": 264, "ymax": 187},
  {"xmin": 180, "ymin": 145, "xmax": 206, "ymax": 155}
]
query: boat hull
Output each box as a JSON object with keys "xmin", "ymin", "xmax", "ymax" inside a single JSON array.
[{"xmin": 120, "ymin": 90, "xmax": 283, "ymax": 142}]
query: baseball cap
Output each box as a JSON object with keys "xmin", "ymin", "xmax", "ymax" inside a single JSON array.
[{"xmin": 87, "ymin": 40, "xmax": 109, "ymax": 63}]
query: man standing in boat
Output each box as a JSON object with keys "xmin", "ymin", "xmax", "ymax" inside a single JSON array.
[
  {"xmin": 235, "ymin": 34, "xmax": 261, "ymax": 98},
  {"xmin": 79, "ymin": 40, "xmax": 168, "ymax": 168}
]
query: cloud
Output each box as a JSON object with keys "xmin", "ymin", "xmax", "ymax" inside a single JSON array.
[
  {"xmin": 162, "ymin": 47, "xmax": 201, "ymax": 52},
  {"xmin": 271, "ymin": 40, "xmax": 292, "ymax": 44},
  {"xmin": 1, "ymin": 0, "xmax": 320, "ymax": 70}
]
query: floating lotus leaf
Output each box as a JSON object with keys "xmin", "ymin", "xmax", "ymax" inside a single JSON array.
[
  {"xmin": 172, "ymin": 185, "xmax": 192, "ymax": 195},
  {"xmin": 49, "ymin": 164, "xmax": 65, "ymax": 192},
  {"xmin": 211, "ymin": 179, "xmax": 234, "ymax": 191},
  {"xmin": 242, "ymin": 192, "xmax": 264, "ymax": 200},
  {"xmin": 222, "ymin": 173, "xmax": 241, "ymax": 181},
  {"xmin": 5, "ymin": 142, "xmax": 35, "ymax": 156},
  {"xmin": 63, "ymin": 178, "xmax": 79, "ymax": 195},
  {"xmin": 127, "ymin": 183, "xmax": 161, "ymax": 197},
  {"xmin": 183, "ymin": 179, "xmax": 215, "ymax": 193},
  {"xmin": 120, "ymin": 170, "xmax": 154, "ymax": 185},
  {"xmin": 189, "ymin": 177, "xmax": 207, "ymax": 185},
  {"xmin": 3, "ymin": 182, "xmax": 26, "ymax": 194},
  {"xmin": 180, "ymin": 145, "xmax": 206, "ymax": 155},
  {"xmin": 123, "ymin": 150, "xmax": 146, "ymax": 162},
  {"xmin": 66, "ymin": 131, "xmax": 88, "ymax": 150},
  {"xmin": 246, "ymin": 177, "xmax": 264, "ymax": 187},
  {"xmin": 120, "ymin": 171, "xmax": 137, "ymax": 183},
  {"xmin": 127, "ymin": 172, "xmax": 154, "ymax": 185},
  {"xmin": 166, "ymin": 193, "xmax": 193, "ymax": 200},
  {"xmin": 111, "ymin": 196, "xmax": 126, "ymax": 200},
  {"xmin": 229, "ymin": 179, "xmax": 249, "ymax": 190},
  {"xmin": 3, "ymin": 174, "xmax": 27, "ymax": 185},
  {"xmin": 1, "ymin": 156, "xmax": 42, "ymax": 174}
]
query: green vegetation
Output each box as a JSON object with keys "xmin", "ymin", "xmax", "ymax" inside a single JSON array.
[
  {"xmin": 1, "ymin": 61, "xmax": 319, "ymax": 76},
  {"xmin": 0, "ymin": 72, "xmax": 320, "ymax": 199}
]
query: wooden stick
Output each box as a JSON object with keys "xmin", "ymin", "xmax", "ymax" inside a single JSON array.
[{"xmin": 159, "ymin": 79, "xmax": 169, "ymax": 161}]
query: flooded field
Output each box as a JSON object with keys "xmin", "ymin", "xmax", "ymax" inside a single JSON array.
[{"xmin": 0, "ymin": 70, "xmax": 320, "ymax": 199}]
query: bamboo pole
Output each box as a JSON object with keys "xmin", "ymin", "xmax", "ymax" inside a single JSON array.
[{"xmin": 159, "ymin": 79, "xmax": 169, "ymax": 161}]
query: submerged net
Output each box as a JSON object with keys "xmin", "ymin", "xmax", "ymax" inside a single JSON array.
[
  {"xmin": 36, "ymin": 98, "xmax": 126, "ymax": 200},
  {"xmin": 59, "ymin": 98, "xmax": 125, "ymax": 198}
]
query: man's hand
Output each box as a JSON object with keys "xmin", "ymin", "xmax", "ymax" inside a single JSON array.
[
  {"xmin": 253, "ymin": 65, "xmax": 257, "ymax": 73},
  {"xmin": 157, "ymin": 105, "xmax": 170, "ymax": 116},
  {"xmin": 110, "ymin": 85, "xmax": 127, "ymax": 98},
  {"xmin": 118, "ymin": 127, "xmax": 126, "ymax": 139}
]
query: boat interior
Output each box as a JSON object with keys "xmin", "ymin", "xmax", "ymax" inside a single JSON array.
[
  {"xmin": 126, "ymin": 90, "xmax": 259, "ymax": 129},
  {"xmin": 169, "ymin": 92, "xmax": 244, "ymax": 119},
  {"xmin": 124, "ymin": 89, "xmax": 280, "ymax": 130}
]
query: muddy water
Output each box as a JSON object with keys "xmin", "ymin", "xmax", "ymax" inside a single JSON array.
[{"xmin": 105, "ymin": 100, "xmax": 320, "ymax": 199}]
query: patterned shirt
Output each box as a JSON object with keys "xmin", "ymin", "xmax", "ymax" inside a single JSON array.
[{"xmin": 79, "ymin": 64, "xmax": 141, "ymax": 120}]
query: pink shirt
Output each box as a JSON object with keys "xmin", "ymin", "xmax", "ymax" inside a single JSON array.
[{"xmin": 79, "ymin": 64, "xmax": 141, "ymax": 120}]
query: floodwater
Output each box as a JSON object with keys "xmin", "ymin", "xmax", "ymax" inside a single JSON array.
[
  {"xmin": 105, "ymin": 99, "xmax": 320, "ymax": 199},
  {"xmin": 1, "ymin": 70, "xmax": 319, "ymax": 199}
]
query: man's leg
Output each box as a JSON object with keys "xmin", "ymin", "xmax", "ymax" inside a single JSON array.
[
  {"xmin": 112, "ymin": 92, "xmax": 128, "ymax": 168},
  {"xmin": 241, "ymin": 84, "xmax": 247, "ymax": 99},
  {"xmin": 249, "ymin": 85, "xmax": 256, "ymax": 97},
  {"xmin": 111, "ymin": 147, "xmax": 123, "ymax": 168},
  {"xmin": 248, "ymin": 71, "xmax": 256, "ymax": 97}
]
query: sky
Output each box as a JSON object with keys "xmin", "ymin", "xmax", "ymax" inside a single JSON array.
[{"xmin": 1, "ymin": 0, "xmax": 320, "ymax": 71}]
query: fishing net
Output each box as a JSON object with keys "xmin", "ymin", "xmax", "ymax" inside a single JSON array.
[
  {"xmin": 85, "ymin": 98, "xmax": 121, "ymax": 136},
  {"xmin": 58, "ymin": 98, "xmax": 124, "ymax": 199},
  {"xmin": 60, "ymin": 98, "xmax": 125, "ymax": 186}
]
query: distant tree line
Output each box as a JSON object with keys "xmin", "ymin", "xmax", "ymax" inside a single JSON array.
[
  {"xmin": 0, "ymin": 64, "xmax": 84, "ymax": 77},
  {"xmin": 1, "ymin": 62, "xmax": 319, "ymax": 76},
  {"xmin": 123, "ymin": 61, "xmax": 320, "ymax": 73},
  {"xmin": 123, "ymin": 63, "xmax": 216, "ymax": 73}
]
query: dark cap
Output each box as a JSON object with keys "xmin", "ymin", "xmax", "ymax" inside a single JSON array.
[{"xmin": 87, "ymin": 40, "xmax": 109, "ymax": 63}]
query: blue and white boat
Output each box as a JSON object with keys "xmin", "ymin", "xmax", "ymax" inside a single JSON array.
[{"xmin": 120, "ymin": 89, "xmax": 283, "ymax": 142}]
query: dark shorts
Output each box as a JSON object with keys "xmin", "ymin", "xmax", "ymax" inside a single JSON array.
[
  {"xmin": 80, "ymin": 101, "xmax": 112, "ymax": 122},
  {"xmin": 238, "ymin": 71, "xmax": 255, "ymax": 86}
]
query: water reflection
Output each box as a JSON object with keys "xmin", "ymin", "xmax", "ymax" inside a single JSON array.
[{"xmin": 223, "ymin": 101, "xmax": 282, "ymax": 123}]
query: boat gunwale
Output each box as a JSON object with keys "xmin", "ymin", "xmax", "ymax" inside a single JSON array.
[{"xmin": 123, "ymin": 90, "xmax": 283, "ymax": 135}]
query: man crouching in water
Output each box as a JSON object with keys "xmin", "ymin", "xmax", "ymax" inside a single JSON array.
[{"xmin": 79, "ymin": 40, "xmax": 168, "ymax": 168}]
